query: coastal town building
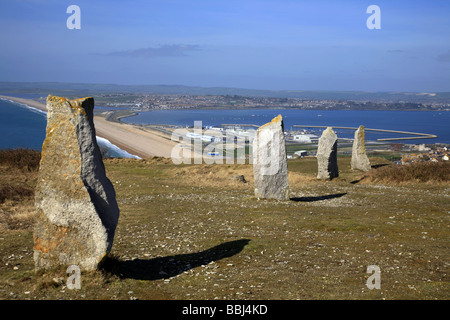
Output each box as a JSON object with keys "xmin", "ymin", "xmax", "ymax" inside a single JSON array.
[
  {"xmin": 293, "ymin": 134, "xmax": 319, "ymax": 143},
  {"xmin": 401, "ymin": 145, "xmax": 449, "ymax": 164}
]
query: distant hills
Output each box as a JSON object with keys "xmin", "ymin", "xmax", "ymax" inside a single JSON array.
[{"xmin": 1, "ymin": 81, "xmax": 449, "ymax": 102}]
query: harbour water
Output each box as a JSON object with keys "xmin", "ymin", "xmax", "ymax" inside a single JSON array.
[
  {"xmin": 1, "ymin": 98, "xmax": 448, "ymax": 155},
  {"xmin": 122, "ymin": 108, "xmax": 450, "ymax": 144}
]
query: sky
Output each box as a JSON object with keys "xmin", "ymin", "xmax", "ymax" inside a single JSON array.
[{"xmin": 0, "ymin": 0, "xmax": 449, "ymax": 92}]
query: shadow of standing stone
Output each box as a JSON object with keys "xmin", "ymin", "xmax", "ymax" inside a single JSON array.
[
  {"xmin": 101, "ymin": 239, "xmax": 250, "ymax": 281},
  {"xmin": 34, "ymin": 95, "xmax": 119, "ymax": 271}
]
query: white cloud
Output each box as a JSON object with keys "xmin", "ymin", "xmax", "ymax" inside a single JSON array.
[{"xmin": 97, "ymin": 45, "xmax": 201, "ymax": 58}]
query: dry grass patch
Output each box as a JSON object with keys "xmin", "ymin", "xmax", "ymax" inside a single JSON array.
[
  {"xmin": 0, "ymin": 149, "xmax": 40, "ymax": 233},
  {"xmin": 0, "ymin": 149, "xmax": 40, "ymax": 172},
  {"xmin": 170, "ymin": 163, "xmax": 254, "ymax": 188},
  {"xmin": 0, "ymin": 203, "xmax": 35, "ymax": 232},
  {"xmin": 0, "ymin": 185, "xmax": 34, "ymax": 204},
  {"xmin": 288, "ymin": 171, "xmax": 321, "ymax": 186},
  {"xmin": 364, "ymin": 161, "xmax": 450, "ymax": 185}
]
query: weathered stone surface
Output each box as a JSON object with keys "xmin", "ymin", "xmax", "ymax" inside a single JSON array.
[
  {"xmin": 316, "ymin": 127, "xmax": 339, "ymax": 180},
  {"xmin": 34, "ymin": 95, "xmax": 120, "ymax": 271},
  {"xmin": 351, "ymin": 125, "xmax": 371, "ymax": 171},
  {"xmin": 252, "ymin": 115, "xmax": 289, "ymax": 200}
]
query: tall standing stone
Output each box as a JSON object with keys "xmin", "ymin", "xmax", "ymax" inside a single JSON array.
[
  {"xmin": 34, "ymin": 95, "xmax": 120, "ymax": 271},
  {"xmin": 316, "ymin": 127, "xmax": 339, "ymax": 180},
  {"xmin": 253, "ymin": 115, "xmax": 289, "ymax": 200},
  {"xmin": 351, "ymin": 125, "xmax": 371, "ymax": 171}
]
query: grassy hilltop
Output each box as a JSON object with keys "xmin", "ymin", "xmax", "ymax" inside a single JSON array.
[{"xmin": 0, "ymin": 149, "xmax": 448, "ymax": 300}]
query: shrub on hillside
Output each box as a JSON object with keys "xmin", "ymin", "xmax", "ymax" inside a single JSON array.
[
  {"xmin": 367, "ymin": 161, "xmax": 449, "ymax": 183},
  {"xmin": 0, "ymin": 185, "xmax": 34, "ymax": 203},
  {"xmin": 0, "ymin": 148, "xmax": 41, "ymax": 171}
]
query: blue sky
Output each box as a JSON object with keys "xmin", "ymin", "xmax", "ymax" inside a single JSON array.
[{"xmin": 0, "ymin": 0, "xmax": 449, "ymax": 91}]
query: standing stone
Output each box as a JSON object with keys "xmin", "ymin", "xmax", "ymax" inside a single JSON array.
[
  {"xmin": 34, "ymin": 95, "xmax": 120, "ymax": 271},
  {"xmin": 351, "ymin": 125, "xmax": 371, "ymax": 171},
  {"xmin": 253, "ymin": 115, "xmax": 289, "ymax": 200},
  {"xmin": 316, "ymin": 127, "xmax": 339, "ymax": 180}
]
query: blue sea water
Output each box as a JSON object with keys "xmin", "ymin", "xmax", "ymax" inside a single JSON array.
[
  {"xmin": 0, "ymin": 98, "xmax": 139, "ymax": 158},
  {"xmin": 1, "ymin": 98, "xmax": 449, "ymax": 153},
  {"xmin": 122, "ymin": 108, "xmax": 450, "ymax": 144},
  {"xmin": 0, "ymin": 98, "xmax": 47, "ymax": 150}
]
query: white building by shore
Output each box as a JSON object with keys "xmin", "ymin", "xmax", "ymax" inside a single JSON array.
[{"xmin": 293, "ymin": 134, "xmax": 318, "ymax": 143}]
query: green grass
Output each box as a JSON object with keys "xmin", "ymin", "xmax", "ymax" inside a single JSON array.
[{"xmin": 0, "ymin": 152, "xmax": 449, "ymax": 300}]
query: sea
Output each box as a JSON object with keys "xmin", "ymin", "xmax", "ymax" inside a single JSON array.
[
  {"xmin": 0, "ymin": 97, "xmax": 139, "ymax": 158},
  {"xmin": 0, "ymin": 96, "xmax": 449, "ymax": 157},
  {"xmin": 121, "ymin": 108, "xmax": 450, "ymax": 144}
]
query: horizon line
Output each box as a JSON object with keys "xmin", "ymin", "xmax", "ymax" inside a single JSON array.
[{"xmin": 0, "ymin": 80, "xmax": 449, "ymax": 94}]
